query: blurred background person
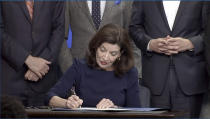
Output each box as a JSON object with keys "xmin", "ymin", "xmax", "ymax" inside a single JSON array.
[
  {"xmin": 0, "ymin": 95, "xmax": 27, "ymax": 118},
  {"xmin": 1, "ymin": 1, "xmax": 64, "ymax": 106},
  {"xmin": 47, "ymin": 24, "xmax": 140, "ymax": 109}
]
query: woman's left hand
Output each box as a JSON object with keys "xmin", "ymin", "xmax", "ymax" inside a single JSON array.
[{"xmin": 96, "ymin": 98, "xmax": 117, "ymax": 109}]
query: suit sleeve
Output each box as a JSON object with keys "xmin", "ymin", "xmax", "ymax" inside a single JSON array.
[
  {"xmin": 0, "ymin": 4, "xmax": 2, "ymax": 40},
  {"xmin": 123, "ymin": 1, "xmax": 132, "ymax": 29},
  {"xmin": 2, "ymin": 33, "xmax": 30, "ymax": 71},
  {"xmin": 129, "ymin": 1, "xmax": 153, "ymax": 53},
  {"xmin": 39, "ymin": 1, "xmax": 65, "ymax": 62},
  {"xmin": 189, "ymin": 2, "xmax": 209, "ymax": 55},
  {"xmin": 125, "ymin": 68, "xmax": 141, "ymax": 107},
  {"xmin": 1, "ymin": 3, "xmax": 30, "ymax": 71},
  {"xmin": 64, "ymin": 1, "xmax": 70, "ymax": 40},
  {"xmin": 204, "ymin": 2, "xmax": 210, "ymax": 76},
  {"xmin": 58, "ymin": 40, "xmax": 73, "ymax": 73},
  {"xmin": 124, "ymin": 1, "xmax": 142, "ymax": 78},
  {"xmin": 46, "ymin": 59, "xmax": 81, "ymax": 104},
  {"xmin": 58, "ymin": 1, "xmax": 73, "ymax": 73}
]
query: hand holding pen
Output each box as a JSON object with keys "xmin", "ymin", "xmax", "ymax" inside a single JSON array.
[{"xmin": 66, "ymin": 89, "xmax": 83, "ymax": 109}]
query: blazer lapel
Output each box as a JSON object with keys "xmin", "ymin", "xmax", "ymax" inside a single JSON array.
[
  {"xmin": 100, "ymin": 1, "xmax": 115, "ymax": 28},
  {"xmin": 18, "ymin": 1, "xmax": 31, "ymax": 24},
  {"xmin": 172, "ymin": 1, "xmax": 184, "ymax": 33},
  {"xmin": 77, "ymin": 0, "xmax": 96, "ymax": 30},
  {"xmin": 156, "ymin": 1, "xmax": 171, "ymax": 32}
]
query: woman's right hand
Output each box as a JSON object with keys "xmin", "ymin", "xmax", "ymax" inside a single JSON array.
[{"xmin": 66, "ymin": 95, "xmax": 83, "ymax": 109}]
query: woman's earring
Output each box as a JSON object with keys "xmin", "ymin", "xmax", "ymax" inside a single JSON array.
[{"xmin": 118, "ymin": 57, "xmax": 121, "ymax": 61}]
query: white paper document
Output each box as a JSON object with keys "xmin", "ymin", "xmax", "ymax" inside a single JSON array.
[
  {"xmin": 52, "ymin": 107, "xmax": 165, "ymax": 112},
  {"xmin": 75, "ymin": 107, "xmax": 134, "ymax": 111}
]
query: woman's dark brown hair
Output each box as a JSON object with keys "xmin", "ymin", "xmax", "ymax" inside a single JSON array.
[{"xmin": 86, "ymin": 24, "xmax": 134, "ymax": 77}]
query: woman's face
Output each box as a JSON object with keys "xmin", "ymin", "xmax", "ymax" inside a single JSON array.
[{"xmin": 96, "ymin": 42, "xmax": 121, "ymax": 71}]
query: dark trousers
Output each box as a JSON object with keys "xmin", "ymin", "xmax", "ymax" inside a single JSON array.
[
  {"xmin": 20, "ymin": 86, "xmax": 46, "ymax": 107},
  {"xmin": 21, "ymin": 64, "xmax": 62, "ymax": 107},
  {"xmin": 151, "ymin": 63, "xmax": 203, "ymax": 118}
]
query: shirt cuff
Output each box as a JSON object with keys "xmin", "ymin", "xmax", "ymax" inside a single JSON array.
[{"xmin": 147, "ymin": 41, "xmax": 152, "ymax": 52}]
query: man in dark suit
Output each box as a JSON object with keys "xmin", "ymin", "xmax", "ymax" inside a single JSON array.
[
  {"xmin": 0, "ymin": 3, "xmax": 2, "ymax": 85},
  {"xmin": 1, "ymin": 1, "xmax": 64, "ymax": 106},
  {"xmin": 201, "ymin": 3, "xmax": 210, "ymax": 118},
  {"xmin": 129, "ymin": 1, "xmax": 208, "ymax": 117}
]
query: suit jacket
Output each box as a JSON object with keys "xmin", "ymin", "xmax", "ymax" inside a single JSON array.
[
  {"xmin": 205, "ymin": 3, "xmax": 210, "ymax": 78},
  {"xmin": 0, "ymin": 3, "xmax": 2, "ymax": 81},
  {"xmin": 1, "ymin": 1, "xmax": 64, "ymax": 100},
  {"xmin": 129, "ymin": 1, "xmax": 209, "ymax": 95},
  {"xmin": 59, "ymin": 1, "xmax": 142, "ymax": 78}
]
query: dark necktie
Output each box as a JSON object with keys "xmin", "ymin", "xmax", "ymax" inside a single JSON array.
[
  {"xmin": 92, "ymin": 0, "xmax": 101, "ymax": 29},
  {"xmin": 25, "ymin": 0, "xmax": 34, "ymax": 20}
]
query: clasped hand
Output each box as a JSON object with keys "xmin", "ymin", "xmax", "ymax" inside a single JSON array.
[
  {"xmin": 149, "ymin": 36, "xmax": 194, "ymax": 55},
  {"xmin": 24, "ymin": 55, "xmax": 51, "ymax": 81}
]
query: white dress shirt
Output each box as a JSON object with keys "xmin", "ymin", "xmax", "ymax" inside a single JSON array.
[
  {"xmin": 87, "ymin": 1, "xmax": 106, "ymax": 20},
  {"xmin": 163, "ymin": 1, "xmax": 180, "ymax": 31}
]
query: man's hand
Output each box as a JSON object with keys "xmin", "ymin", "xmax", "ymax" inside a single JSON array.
[
  {"xmin": 25, "ymin": 55, "xmax": 51, "ymax": 78},
  {"xmin": 25, "ymin": 70, "xmax": 40, "ymax": 82},
  {"xmin": 149, "ymin": 36, "xmax": 194, "ymax": 55},
  {"xmin": 166, "ymin": 37, "xmax": 194, "ymax": 54},
  {"xmin": 149, "ymin": 38, "xmax": 168, "ymax": 53}
]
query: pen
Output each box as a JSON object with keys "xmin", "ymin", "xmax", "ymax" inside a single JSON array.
[
  {"xmin": 71, "ymin": 87, "xmax": 82, "ymax": 108},
  {"xmin": 71, "ymin": 87, "xmax": 76, "ymax": 95}
]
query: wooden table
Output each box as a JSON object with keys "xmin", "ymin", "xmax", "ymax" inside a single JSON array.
[{"xmin": 26, "ymin": 108, "xmax": 177, "ymax": 118}]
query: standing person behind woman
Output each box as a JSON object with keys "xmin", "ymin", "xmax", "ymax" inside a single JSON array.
[
  {"xmin": 59, "ymin": 0, "xmax": 142, "ymax": 80},
  {"xmin": 46, "ymin": 24, "xmax": 140, "ymax": 109}
]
